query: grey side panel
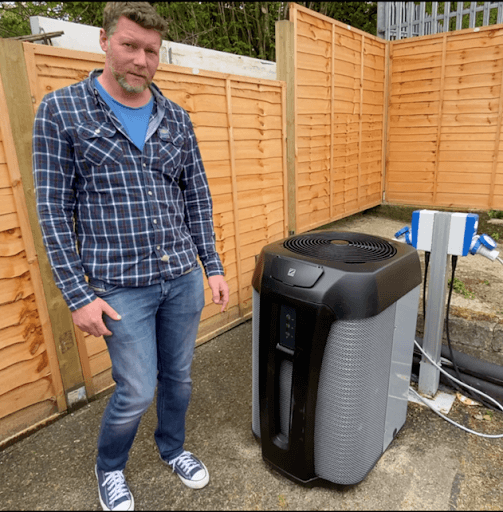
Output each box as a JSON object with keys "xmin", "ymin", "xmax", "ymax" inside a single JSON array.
[
  {"xmin": 314, "ymin": 305, "xmax": 396, "ymax": 485},
  {"xmin": 383, "ymin": 285, "xmax": 421, "ymax": 450},
  {"xmin": 252, "ymin": 289, "xmax": 260, "ymax": 437}
]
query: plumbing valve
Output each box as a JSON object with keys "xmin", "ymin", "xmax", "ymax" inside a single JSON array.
[{"xmin": 394, "ymin": 226, "xmax": 412, "ymax": 245}]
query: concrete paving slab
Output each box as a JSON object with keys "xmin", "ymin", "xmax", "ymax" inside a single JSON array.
[{"xmin": 1, "ymin": 321, "xmax": 503, "ymax": 510}]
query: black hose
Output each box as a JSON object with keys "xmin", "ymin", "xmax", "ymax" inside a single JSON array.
[
  {"xmin": 411, "ymin": 353, "xmax": 503, "ymax": 407},
  {"xmin": 414, "ymin": 337, "xmax": 503, "ymax": 387}
]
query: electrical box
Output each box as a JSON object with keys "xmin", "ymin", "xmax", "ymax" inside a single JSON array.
[{"xmin": 411, "ymin": 210, "xmax": 478, "ymax": 256}]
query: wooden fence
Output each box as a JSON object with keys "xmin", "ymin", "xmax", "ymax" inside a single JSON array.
[
  {"xmin": 386, "ymin": 23, "xmax": 503, "ymax": 210},
  {"xmin": 0, "ymin": 44, "xmax": 66, "ymax": 442},
  {"xmin": 28, "ymin": 43, "xmax": 289, "ymax": 392},
  {"xmin": 3, "ymin": 1, "xmax": 503, "ymax": 445},
  {"xmin": 0, "ymin": 41, "xmax": 288, "ymax": 444},
  {"xmin": 280, "ymin": 3, "xmax": 388, "ymax": 233}
]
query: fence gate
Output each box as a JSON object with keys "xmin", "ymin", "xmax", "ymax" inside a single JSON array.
[{"xmin": 377, "ymin": 1, "xmax": 503, "ymax": 40}]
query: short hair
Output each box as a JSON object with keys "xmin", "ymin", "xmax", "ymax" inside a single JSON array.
[{"xmin": 103, "ymin": 2, "xmax": 168, "ymax": 39}]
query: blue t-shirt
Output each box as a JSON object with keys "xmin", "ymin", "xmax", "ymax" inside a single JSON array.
[{"xmin": 94, "ymin": 78, "xmax": 153, "ymax": 151}]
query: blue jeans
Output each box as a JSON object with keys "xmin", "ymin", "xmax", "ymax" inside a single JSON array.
[{"xmin": 91, "ymin": 266, "xmax": 205, "ymax": 472}]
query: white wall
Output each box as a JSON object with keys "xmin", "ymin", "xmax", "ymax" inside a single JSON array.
[{"xmin": 29, "ymin": 16, "xmax": 277, "ymax": 80}]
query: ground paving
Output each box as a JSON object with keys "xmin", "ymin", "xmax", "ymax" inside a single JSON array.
[{"xmin": 1, "ymin": 320, "xmax": 502, "ymax": 511}]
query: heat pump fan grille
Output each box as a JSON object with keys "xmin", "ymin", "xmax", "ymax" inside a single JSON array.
[{"xmin": 283, "ymin": 232, "xmax": 396, "ymax": 263}]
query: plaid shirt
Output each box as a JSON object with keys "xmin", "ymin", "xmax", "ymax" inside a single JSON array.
[{"xmin": 33, "ymin": 69, "xmax": 223, "ymax": 312}]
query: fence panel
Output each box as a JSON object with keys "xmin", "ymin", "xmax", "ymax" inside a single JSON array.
[
  {"xmin": 386, "ymin": 24, "xmax": 503, "ymax": 210},
  {"xmin": 0, "ymin": 54, "xmax": 66, "ymax": 444},
  {"xmin": 289, "ymin": 4, "xmax": 387, "ymax": 233},
  {"xmin": 23, "ymin": 43, "xmax": 287, "ymax": 396}
]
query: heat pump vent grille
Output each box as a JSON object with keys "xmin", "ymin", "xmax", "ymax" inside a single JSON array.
[
  {"xmin": 314, "ymin": 304, "xmax": 396, "ymax": 484},
  {"xmin": 283, "ymin": 232, "xmax": 396, "ymax": 263}
]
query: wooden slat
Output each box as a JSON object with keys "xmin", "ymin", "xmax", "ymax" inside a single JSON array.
[
  {"xmin": 0, "ymin": 351, "xmax": 50, "ymax": 396},
  {"xmin": 0, "ymin": 333, "xmax": 46, "ymax": 372},
  {"xmin": 0, "ymin": 228, "xmax": 24, "ymax": 257},
  {"xmin": 0, "ymin": 401, "xmax": 58, "ymax": 444},
  {"xmin": 0, "ymin": 378, "xmax": 55, "ymax": 421},
  {"xmin": 0, "ymin": 252, "xmax": 29, "ymax": 280},
  {"xmin": 89, "ymin": 350, "xmax": 112, "ymax": 378},
  {"xmin": 391, "ymin": 53, "xmax": 443, "ymax": 73},
  {"xmin": 0, "ymin": 294, "xmax": 37, "ymax": 331},
  {"xmin": 0, "ymin": 272, "xmax": 33, "ymax": 306},
  {"xmin": 0, "ymin": 188, "xmax": 16, "ymax": 216}
]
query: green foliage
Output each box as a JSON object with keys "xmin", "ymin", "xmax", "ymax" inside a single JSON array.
[
  {"xmin": 488, "ymin": 210, "xmax": 503, "ymax": 219},
  {"xmin": 0, "ymin": 1, "xmax": 378, "ymax": 61},
  {"xmin": 425, "ymin": 1, "xmax": 500, "ymax": 31},
  {"xmin": 448, "ymin": 277, "xmax": 475, "ymax": 299},
  {"xmin": 295, "ymin": 2, "xmax": 378, "ymax": 36}
]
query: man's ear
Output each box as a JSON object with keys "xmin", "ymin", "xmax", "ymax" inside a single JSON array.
[{"xmin": 99, "ymin": 28, "xmax": 108, "ymax": 53}]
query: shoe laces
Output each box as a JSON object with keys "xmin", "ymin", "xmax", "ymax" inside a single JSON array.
[
  {"xmin": 101, "ymin": 470, "xmax": 130, "ymax": 504},
  {"xmin": 170, "ymin": 451, "xmax": 199, "ymax": 474}
]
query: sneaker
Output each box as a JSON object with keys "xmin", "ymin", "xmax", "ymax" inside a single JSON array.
[
  {"xmin": 95, "ymin": 465, "xmax": 134, "ymax": 511},
  {"xmin": 165, "ymin": 451, "xmax": 209, "ymax": 489}
]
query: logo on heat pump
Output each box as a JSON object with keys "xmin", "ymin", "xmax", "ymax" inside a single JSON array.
[{"xmin": 287, "ymin": 268, "xmax": 296, "ymax": 277}]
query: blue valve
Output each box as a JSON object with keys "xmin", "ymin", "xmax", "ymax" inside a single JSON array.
[{"xmin": 394, "ymin": 226, "xmax": 412, "ymax": 245}]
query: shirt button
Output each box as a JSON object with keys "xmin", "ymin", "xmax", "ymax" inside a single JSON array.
[
  {"xmin": 153, "ymin": 219, "xmax": 158, "ymax": 224},
  {"xmin": 143, "ymin": 163, "xmax": 147, "ymax": 168},
  {"xmin": 148, "ymin": 191, "xmax": 153, "ymax": 196},
  {"xmin": 161, "ymin": 255, "xmax": 170, "ymax": 262},
  {"xmin": 156, "ymin": 246, "xmax": 161, "ymax": 250},
  {"xmin": 95, "ymin": 128, "xmax": 101, "ymax": 134}
]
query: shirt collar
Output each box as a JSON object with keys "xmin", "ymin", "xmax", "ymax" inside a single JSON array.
[{"xmin": 87, "ymin": 68, "xmax": 167, "ymax": 108}]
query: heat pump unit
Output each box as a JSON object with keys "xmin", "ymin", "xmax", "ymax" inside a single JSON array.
[{"xmin": 251, "ymin": 230, "xmax": 422, "ymax": 485}]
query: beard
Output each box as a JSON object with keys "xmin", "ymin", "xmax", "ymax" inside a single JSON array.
[{"xmin": 111, "ymin": 66, "xmax": 151, "ymax": 94}]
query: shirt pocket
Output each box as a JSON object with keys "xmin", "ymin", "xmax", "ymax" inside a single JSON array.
[
  {"xmin": 158, "ymin": 129, "xmax": 185, "ymax": 180},
  {"xmin": 76, "ymin": 122, "xmax": 124, "ymax": 166}
]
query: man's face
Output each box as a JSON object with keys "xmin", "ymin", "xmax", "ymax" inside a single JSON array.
[{"xmin": 100, "ymin": 16, "xmax": 162, "ymax": 94}]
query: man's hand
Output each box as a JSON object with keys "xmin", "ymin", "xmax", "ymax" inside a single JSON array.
[
  {"xmin": 72, "ymin": 298, "xmax": 121, "ymax": 337},
  {"xmin": 207, "ymin": 275, "xmax": 229, "ymax": 313}
]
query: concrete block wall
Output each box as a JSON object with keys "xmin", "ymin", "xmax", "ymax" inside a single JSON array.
[{"xmin": 416, "ymin": 309, "xmax": 503, "ymax": 367}]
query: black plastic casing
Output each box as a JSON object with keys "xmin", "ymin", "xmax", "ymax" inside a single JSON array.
[{"xmin": 251, "ymin": 230, "xmax": 422, "ymax": 485}]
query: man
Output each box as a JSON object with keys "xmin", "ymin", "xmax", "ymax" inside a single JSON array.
[{"xmin": 32, "ymin": 3, "xmax": 229, "ymax": 510}]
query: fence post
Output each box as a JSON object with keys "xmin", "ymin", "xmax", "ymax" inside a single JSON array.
[
  {"xmin": 0, "ymin": 39, "xmax": 87, "ymax": 409},
  {"xmin": 275, "ymin": 19, "xmax": 296, "ymax": 235}
]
